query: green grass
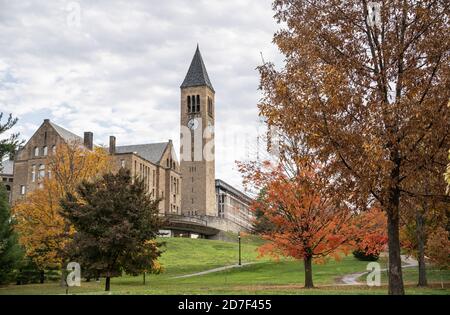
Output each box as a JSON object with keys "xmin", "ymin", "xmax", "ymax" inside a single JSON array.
[{"xmin": 0, "ymin": 236, "xmax": 448, "ymax": 295}]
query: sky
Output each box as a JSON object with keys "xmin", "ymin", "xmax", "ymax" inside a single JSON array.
[{"xmin": 0, "ymin": 0, "xmax": 283, "ymax": 191}]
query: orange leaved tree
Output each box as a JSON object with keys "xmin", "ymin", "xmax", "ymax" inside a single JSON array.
[
  {"xmin": 352, "ymin": 208, "xmax": 387, "ymax": 261},
  {"xmin": 239, "ymin": 161, "xmax": 353, "ymax": 288},
  {"xmin": 13, "ymin": 141, "xmax": 110, "ymax": 279}
]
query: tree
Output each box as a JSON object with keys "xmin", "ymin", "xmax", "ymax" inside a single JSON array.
[
  {"xmin": 60, "ymin": 169, "xmax": 163, "ymax": 291},
  {"xmin": 400, "ymin": 200, "xmax": 447, "ymax": 287},
  {"xmin": 258, "ymin": 0, "xmax": 449, "ymax": 294},
  {"xmin": 352, "ymin": 207, "xmax": 387, "ymax": 261},
  {"xmin": 0, "ymin": 113, "xmax": 23, "ymax": 160},
  {"xmin": 446, "ymin": 149, "xmax": 450, "ymax": 192},
  {"xmin": 239, "ymin": 161, "xmax": 353, "ymax": 288},
  {"xmin": 12, "ymin": 141, "xmax": 109, "ymax": 281},
  {"xmin": 0, "ymin": 183, "xmax": 23, "ymax": 284},
  {"xmin": 426, "ymin": 226, "xmax": 450, "ymax": 288}
]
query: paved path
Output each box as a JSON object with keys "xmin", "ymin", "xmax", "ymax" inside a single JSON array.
[
  {"xmin": 339, "ymin": 255, "xmax": 418, "ymax": 285},
  {"xmin": 171, "ymin": 262, "xmax": 256, "ymax": 279}
]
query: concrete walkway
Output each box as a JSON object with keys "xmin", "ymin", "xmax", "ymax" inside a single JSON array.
[
  {"xmin": 171, "ymin": 262, "xmax": 256, "ymax": 279},
  {"xmin": 340, "ymin": 255, "xmax": 418, "ymax": 285}
]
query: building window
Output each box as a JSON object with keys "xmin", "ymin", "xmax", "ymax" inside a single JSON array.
[
  {"xmin": 187, "ymin": 95, "xmax": 191, "ymax": 113},
  {"xmin": 43, "ymin": 146, "xmax": 48, "ymax": 156},
  {"xmin": 121, "ymin": 159, "xmax": 125, "ymax": 168},
  {"xmin": 196, "ymin": 95, "xmax": 200, "ymax": 112},
  {"xmin": 152, "ymin": 170, "xmax": 155, "ymax": 186},
  {"xmin": 34, "ymin": 147, "xmax": 39, "ymax": 157},
  {"xmin": 52, "ymin": 145, "xmax": 56, "ymax": 154},
  {"xmin": 20, "ymin": 185, "xmax": 26, "ymax": 195},
  {"xmin": 31, "ymin": 165, "xmax": 36, "ymax": 182},
  {"xmin": 207, "ymin": 97, "xmax": 213, "ymax": 116},
  {"xmin": 38, "ymin": 164, "xmax": 45, "ymax": 179},
  {"xmin": 48, "ymin": 169, "xmax": 52, "ymax": 179}
]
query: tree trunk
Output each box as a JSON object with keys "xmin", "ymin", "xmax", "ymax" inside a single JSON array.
[
  {"xmin": 387, "ymin": 199, "xmax": 405, "ymax": 295},
  {"xmin": 39, "ymin": 270, "xmax": 45, "ymax": 284},
  {"xmin": 416, "ymin": 210, "xmax": 427, "ymax": 287},
  {"xmin": 105, "ymin": 276, "xmax": 111, "ymax": 291},
  {"xmin": 143, "ymin": 272, "xmax": 146, "ymax": 285},
  {"xmin": 303, "ymin": 255, "xmax": 314, "ymax": 288}
]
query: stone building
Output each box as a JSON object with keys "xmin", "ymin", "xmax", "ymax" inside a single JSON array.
[
  {"xmin": 8, "ymin": 46, "xmax": 254, "ymax": 237},
  {"xmin": 10, "ymin": 119, "xmax": 181, "ymax": 215}
]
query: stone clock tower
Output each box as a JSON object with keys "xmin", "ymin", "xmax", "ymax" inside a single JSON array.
[{"xmin": 180, "ymin": 45, "xmax": 216, "ymax": 217}]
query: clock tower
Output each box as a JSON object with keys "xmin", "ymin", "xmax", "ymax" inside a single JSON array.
[{"xmin": 180, "ymin": 45, "xmax": 216, "ymax": 217}]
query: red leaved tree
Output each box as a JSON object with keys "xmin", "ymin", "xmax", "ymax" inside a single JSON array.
[{"xmin": 239, "ymin": 160, "xmax": 353, "ymax": 288}]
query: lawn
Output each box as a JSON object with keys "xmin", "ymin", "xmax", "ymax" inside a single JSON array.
[{"xmin": 0, "ymin": 236, "xmax": 448, "ymax": 295}]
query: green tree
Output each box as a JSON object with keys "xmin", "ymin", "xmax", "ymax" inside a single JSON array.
[
  {"xmin": 0, "ymin": 113, "xmax": 23, "ymax": 160},
  {"xmin": 0, "ymin": 183, "xmax": 23, "ymax": 284},
  {"xmin": 60, "ymin": 168, "xmax": 163, "ymax": 291}
]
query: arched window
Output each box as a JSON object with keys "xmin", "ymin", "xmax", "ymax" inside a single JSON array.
[
  {"xmin": 34, "ymin": 147, "xmax": 39, "ymax": 157},
  {"xmin": 196, "ymin": 95, "xmax": 200, "ymax": 112},
  {"xmin": 52, "ymin": 145, "xmax": 56, "ymax": 154},
  {"xmin": 43, "ymin": 146, "xmax": 48, "ymax": 156},
  {"xmin": 187, "ymin": 95, "xmax": 191, "ymax": 113}
]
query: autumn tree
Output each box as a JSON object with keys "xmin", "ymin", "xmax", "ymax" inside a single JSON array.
[
  {"xmin": 13, "ymin": 141, "xmax": 109, "ymax": 281},
  {"xmin": 426, "ymin": 226, "xmax": 450, "ymax": 288},
  {"xmin": 60, "ymin": 169, "xmax": 163, "ymax": 291},
  {"xmin": 239, "ymin": 161, "xmax": 353, "ymax": 288},
  {"xmin": 352, "ymin": 207, "xmax": 387, "ymax": 261},
  {"xmin": 259, "ymin": 0, "xmax": 450, "ymax": 294},
  {"xmin": 400, "ymin": 196, "xmax": 448, "ymax": 287}
]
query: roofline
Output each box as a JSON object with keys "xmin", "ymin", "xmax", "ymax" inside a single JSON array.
[{"xmin": 215, "ymin": 179, "xmax": 253, "ymax": 204}]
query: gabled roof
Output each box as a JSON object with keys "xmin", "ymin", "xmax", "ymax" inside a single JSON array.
[
  {"xmin": 115, "ymin": 142, "xmax": 169, "ymax": 164},
  {"xmin": 180, "ymin": 45, "xmax": 215, "ymax": 92},
  {"xmin": 0, "ymin": 159, "xmax": 14, "ymax": 175},
  {"xmin": 49, "ymin": 121, "xmax": 83, "ymax": 143}
]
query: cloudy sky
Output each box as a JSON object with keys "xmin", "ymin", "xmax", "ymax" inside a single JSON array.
[{"xmin": 0, "ymin": 0, "xmax": 282, "ymax": 190}]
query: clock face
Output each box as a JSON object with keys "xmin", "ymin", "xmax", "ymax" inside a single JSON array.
[{"xmin": 187, "ymin": 118, "xmax": 199, "ymax": 130}]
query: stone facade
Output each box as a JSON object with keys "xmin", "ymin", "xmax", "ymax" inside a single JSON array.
[
  {"xmin": 109, "ymin": 138, "xmax": 181, "ymax": 214},
  {"xmin": 11, "ymin": 119, "xmax": 73, "ymax": 204},
  {"xmin": 180, "ymin": 85, "xmax": 216, "ymax": 217},
  {"xmin": 10, "ymin": 120, "xmax": 181, "ymax": 215}
]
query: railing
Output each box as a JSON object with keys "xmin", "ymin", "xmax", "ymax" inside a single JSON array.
[{"xmin": 163, "ymin": 214, "xmax": 208, "ymax": 227}]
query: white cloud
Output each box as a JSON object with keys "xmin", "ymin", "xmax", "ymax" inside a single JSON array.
[{"xmin": 0, "ymin": 0, "xmax": 282, "ymax": 191}]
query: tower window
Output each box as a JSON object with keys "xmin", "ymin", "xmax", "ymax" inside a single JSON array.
[
  {"xmin": 187, "ymin": 95, "xmax": 191, "ymax": 113},
  {"xmin": 196, "ymin": 95, "xmax": 200, "ymax": 112}
]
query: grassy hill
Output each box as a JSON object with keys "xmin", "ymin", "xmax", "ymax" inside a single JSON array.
[{"xmin": 0, "ymin": 236, "xmax": 448, "ymax": 295}]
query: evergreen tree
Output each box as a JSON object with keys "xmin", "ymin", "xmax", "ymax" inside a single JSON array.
[
  {"xmin": 0, "ymin": 183, "xmax": 23, "ymax": 284},
  {"xmin": 60, "ymin": 168, "xmax": 163, "ymax": 291}
]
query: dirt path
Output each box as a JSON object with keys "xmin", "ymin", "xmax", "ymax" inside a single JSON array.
[
  {"xmin": 338, "ymin": 255, "xmax": 418, "ymax": 285},
  {"xmin": 171, "ymin": 262, "xmax": 256, "ymax": 279}
]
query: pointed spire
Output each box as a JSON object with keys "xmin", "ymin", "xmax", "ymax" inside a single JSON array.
[{"xmin": 180, "ymin": 45, "xmax": 214, "ymax": 92}]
